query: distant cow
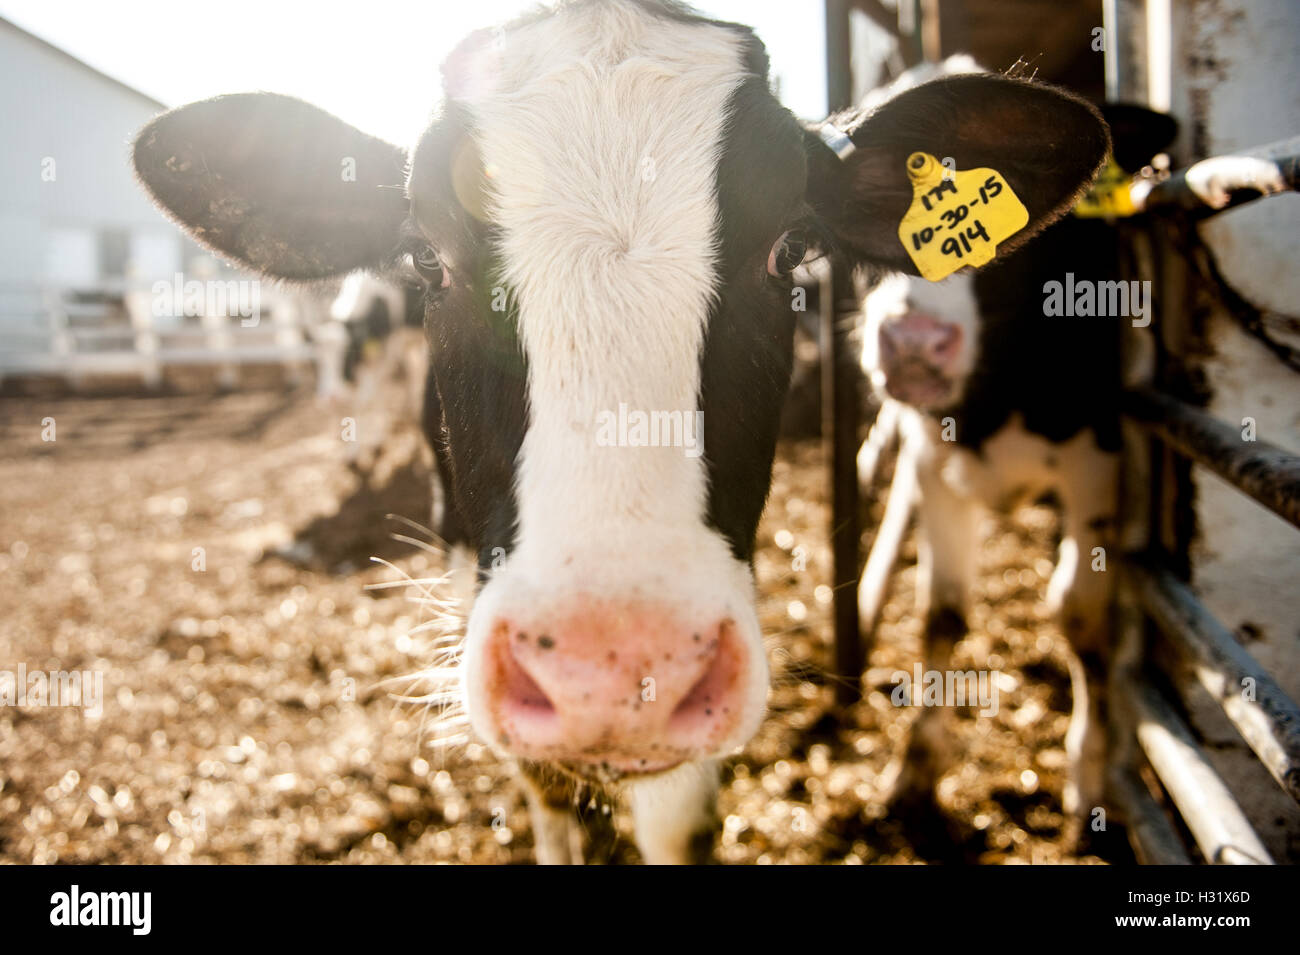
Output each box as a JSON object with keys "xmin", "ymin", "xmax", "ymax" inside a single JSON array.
[
  {"xmin": 328, "ymin": 272, "xmax": 412, "ymax": 385},
  {"xmin": 857, "ymin": 101, "xmax": 1185, "ymax": 838},
  {"xmin": 132, "ymin": 0, "xmax": 1107, "ymax": 863},
  {"xmin": 314, "ymin": 272, "xmax": 431, "ymax": 474}
]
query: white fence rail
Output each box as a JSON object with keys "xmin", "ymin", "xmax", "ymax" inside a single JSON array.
[{"xmin": 0, "ymin": 282, "xmax": 337, "ymax": 392}]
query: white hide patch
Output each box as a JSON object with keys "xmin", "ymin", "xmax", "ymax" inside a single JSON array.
[
  {"xmin": 898, "ymin": 406, "xmax": 1119, "ymax": 559},
  {"xmin": 449, "ymin": 2, "xmax": 768, "ymax": 761}
]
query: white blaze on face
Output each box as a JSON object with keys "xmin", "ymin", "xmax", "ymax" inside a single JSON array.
[
  {"xmin": 454, "ymin": 4, "xmax": 746, "ymax": 560},
  {"xmin": 449, "ymin": 2, "xmax": 768, "ymax": 759}
]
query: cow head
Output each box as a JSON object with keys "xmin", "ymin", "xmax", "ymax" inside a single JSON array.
[
  {"xmin": 861, "ymin": 102, "xmax": 1170, "ymax": 419},
  {"xmin": 133, "ymin": 0, "xmax": 1107, "ymax": 780}
]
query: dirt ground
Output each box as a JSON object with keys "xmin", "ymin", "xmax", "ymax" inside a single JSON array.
[{"xmin": 0, "ymin": 369, "xmax": 1128, "ymax": 864}]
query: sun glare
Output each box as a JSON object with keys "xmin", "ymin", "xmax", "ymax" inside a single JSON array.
[{"xmin": 0, "ymin": 0, "xmax": 825, "ymax": 145}]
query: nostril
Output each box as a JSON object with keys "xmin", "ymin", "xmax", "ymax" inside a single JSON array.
[
  {"xmin": 668, "ymin": 624, "xmax": 742, "ymax": 734},
  {"xmin": 931, "ymin": 325, "xmax": 961, "ymax": 361},
  {"xmin": 499, "ymin": 639, "xmax": 556, "ymax": 716},
  {"xmin": 674, "ymin": 650, "xmax": 719, "ymax": 718}
]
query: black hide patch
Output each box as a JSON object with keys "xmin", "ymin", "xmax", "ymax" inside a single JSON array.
[
  {"xmin": 409, "ymin": 110, "xmax": 528, "ymax": 569},
  {"xmin": 700, "ymin": 51, "xmax": 811, "ymax": 562},
  {"xmin": 959, "ymin": 215, "xmax": 1124, "ymax": 453}
]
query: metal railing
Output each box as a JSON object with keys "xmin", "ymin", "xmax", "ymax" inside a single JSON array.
[
  {"xmin": 0, "ymin": 282, "xmax": 325, "ymax": 390},
  {"xmin": 1111, "ymin": 158, "xmax": 1300, "ymax": 865}
]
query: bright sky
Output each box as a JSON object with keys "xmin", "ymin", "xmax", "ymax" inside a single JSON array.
[{"xmin": 0, "ymin": 0, "xmax": 829, "ymax": 144}]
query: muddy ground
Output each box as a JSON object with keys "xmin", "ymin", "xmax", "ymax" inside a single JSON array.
[{"xmin": 0, "ymin": 370, "xmax": 1130, "ymax": 864}]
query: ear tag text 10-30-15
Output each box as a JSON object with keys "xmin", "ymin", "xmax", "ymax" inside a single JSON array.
[{"xmin": 898, "ymin": 151, "xmax": 1028, "ymax": 282}]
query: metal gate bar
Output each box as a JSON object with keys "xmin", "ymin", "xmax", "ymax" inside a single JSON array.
[
  {"xmin": 1124, "ymin": 387, "xmax": 1300, "ymax": 530},
  {"xmin": 1129, "ymin": 675, "xmax": 1275, "ymax": 864},
  {"xmin": 824, "ymin": 0, "xmax": 864, "ymax": 706},
  {"xmin": 1130, "ymin": 561, "xmax": 1300, "ymax": 803}
]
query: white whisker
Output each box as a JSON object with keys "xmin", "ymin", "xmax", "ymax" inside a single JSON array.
[
  {"xmin": 389, "ymin": 533, "xmax": 448, "ymax": 557},
  {"xmin": 365, "ymin": 573, "xmax": 455, "ymax": 591},
  {"xmin": 385, "ymin": 512, "xmax": 439, "ymax": 541}
]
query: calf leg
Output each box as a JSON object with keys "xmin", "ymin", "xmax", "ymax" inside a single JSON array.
[
  {"xmin": 858, "ymin": 431, "xmax": 917, "ymax": 635},
  {"xmin": 1052, "ymin": 446, "xmax": 1119, "ymax": 832},
  {"xmin": 626, "ymin": 760, "xmax": 719, "ymax": 865},
  {"xmin": 891, "ymin": 451, "xmax": 979, "ymax": 805},
  {"xmin": 519, "ymin": 763, "xmax": 584, "ymax": 865},
  {"xmin": 1063, "ymin": 650, "xmax": 1107, "ymax": 833},
  {"xmin": 915, "ymin": 449, "xmax": 980, "ymax": 631},
  {"xmin": 857, "ymin": 399, "xmax": 900, "ymax": 489}
]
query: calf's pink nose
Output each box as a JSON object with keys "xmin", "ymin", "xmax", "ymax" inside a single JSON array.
[
  {"xmin": 482, "ymin": 602, "xmax": 748, "ymax": 773},
  {"xmin": 880, "ymin": 311, "xmax": 963, "ymax": 369}
]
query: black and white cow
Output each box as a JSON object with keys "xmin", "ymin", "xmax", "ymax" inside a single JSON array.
[
  {"xmin": 318, "ymin": 273, "xmax": 430, "ymax": 471},
  {"xmin": 131, "ymin": 0, "xmax": 1107, "ymax": 863},
  {"xmin": 858, "ymin": 100, "xmax": 1182, "ymax": 837},
  {"xmin": 328, "ymin": 272, "xmax": 422, "ymax": 387}
]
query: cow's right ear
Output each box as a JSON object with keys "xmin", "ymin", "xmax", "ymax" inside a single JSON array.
[
  {"xmin": 806, "ymin": 73, "xmax": 1110, "ymax": 274},
  {"xmin": 133, "ymin": 93, "xmax": 410, "ymax": 280}
]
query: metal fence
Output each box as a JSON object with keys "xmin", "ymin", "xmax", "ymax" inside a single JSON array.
[
  {"xmin": 1110, "ymin": 159, "xmax": 1300, "ymax": 864},
  {"xmin": 0, "ymin": 281, "xmax": 328, "ymax": 391}
]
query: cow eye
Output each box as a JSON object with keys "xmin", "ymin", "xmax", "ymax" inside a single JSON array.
[
  {"xmin": 412, "ymin": 246, "xmax": 450, "ymax": 289},
  {"xmin": 767, "ymin": 229, "xmax": 808, "ymax": 277}
]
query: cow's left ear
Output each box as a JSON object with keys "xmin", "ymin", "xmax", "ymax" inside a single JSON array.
[
  {"xmin": 133, "ymin": 93, "xmax": 411, "ymax": 280},
  {"xmin": 806, "ymin": 73, "xmax": 1110, "ymax": 273}
]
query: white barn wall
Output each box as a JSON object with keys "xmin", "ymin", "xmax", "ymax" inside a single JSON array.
[{"xmin": 0, "ymin": 18, "xmax": 183, "ymax": 321}]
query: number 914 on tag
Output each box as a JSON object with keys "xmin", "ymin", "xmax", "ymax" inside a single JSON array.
[{"xmin": 908, "ymin": 175, "xmax": 1004, "ymax": 259}]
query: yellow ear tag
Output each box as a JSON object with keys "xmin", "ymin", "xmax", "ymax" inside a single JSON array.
[
  {"xmin": 898, "ymin": 151, "xmax": 1029, "ymax": 282},
  {"xmin": 1071, "ymin": 155, "xmax": 1137, "ymax": 219}
]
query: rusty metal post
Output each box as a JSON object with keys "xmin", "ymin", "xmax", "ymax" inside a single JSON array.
[{"xmin": 824, "ymin": 0, "xmax": 863, "ymax": 706}]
